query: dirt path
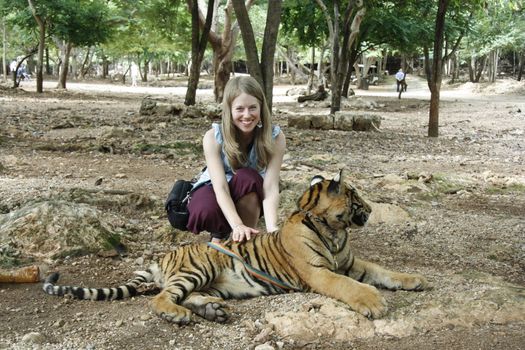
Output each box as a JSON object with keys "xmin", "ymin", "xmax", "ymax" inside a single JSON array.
[{"xmin": 1, "ymin": 77, "xmax": 524, "ymax": 349}]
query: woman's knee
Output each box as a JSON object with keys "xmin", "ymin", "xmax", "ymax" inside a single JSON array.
[
  {"xmin": 238, "ymin": 191, "xmax": 260, "ymax": 209},
  {"xmin": 230, "ymin": 168, "xmax": 263, "ymax": 202}
]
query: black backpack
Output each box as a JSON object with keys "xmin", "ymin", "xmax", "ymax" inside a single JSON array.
[
  {"xmin": 165, "ymin": 179, "xmax": 195, "ymax": 230},
  {"xmin": 165, "ymin": 167, "xmax": 207, "ymax": 230}
]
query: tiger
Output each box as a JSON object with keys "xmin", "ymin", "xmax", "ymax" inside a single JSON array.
[{"xmin": 43, "ymin": 170, "xmax": 428, "ymax": 324}]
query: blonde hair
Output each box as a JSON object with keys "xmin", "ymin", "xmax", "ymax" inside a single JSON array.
[{"xmin": 221, "ymin": 76, "xmax": 274, "ymax": 171}]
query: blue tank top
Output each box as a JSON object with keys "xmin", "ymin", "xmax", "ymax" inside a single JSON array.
[{"xmin": 192, "ymin": 123, "xmax": 281, "ymax": 188}]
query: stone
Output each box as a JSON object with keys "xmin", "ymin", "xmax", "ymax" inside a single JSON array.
[
  {"xmin": 21, "ymin": 332, "xmax": 46, "ymax": 345},
  {"xmin": 352, "ymin": 113, "xmax": 381, "ymax": 131},
  {"xmin": 254, "ymin": 343, "xmax": 275, "ymax": 350},
  {"xmin": 311, "ymin": 115, "xmax": 334, "ymax": 130},
  {"xmin": 0, "ymin": 200, "xmax": 121, "ymax": 259},
  {"xmin": 287, "ymin": 114, "xmax": 312, "ymax": 129}
]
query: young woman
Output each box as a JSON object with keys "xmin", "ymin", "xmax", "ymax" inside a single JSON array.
[{"xmin": 186, "ymin": 76, "xmax": 286, "ymax": 243}]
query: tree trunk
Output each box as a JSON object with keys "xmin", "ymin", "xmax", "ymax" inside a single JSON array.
[
  {"xmin": 102, "ymin": 56, "xmax": 109, "ymax": 79},
  {"xmin": 210, "ymin": 2, "xmax": 237, "ymax": 103},
  {"xmin": 427, "ymin": 0, "xmax": 449, "ymax": 138},
  {"xmin": 307, "ymin": 46, "xmax": 315, "ymax": 93},
  {"xmin": 185, "ymin": 0, "xmax": 214, "ymax": 106},
  {"xmin": 28, "ymin": 0, "xmax": 45, "ymax": 93},
  {"xmin": 141, "ymin": 59, "xmax": 149, "ymax": 82},
  {"xmin": 276, "ymin": 45, "xmax": 309, "ymax": 79},
  {"xmin": 231, "ymin": 0, "xmax": 263, "ymax": 85},
  {"xmin": 468, "ymin": 55, "xmax": 474, "ymax": 82},
  {"xmin": 382, "ymin": 48, "xmax": 388, "ymax": 72},
  {"xmin": 475, "ymin": 55, "xmax": 486, "ymax": 82},
  {"xmin": 490, "ymin": 49, "xmax": 499, "ymax": 83},
  {"xmin": 258, "ymin": 0, "xmax": 281, "ymax": 108},
  {"xmin": 213, "ymin": 51, "xmax": 232, "ymax": 102},
  {"xmin": 2, "ymin": 18, "xmax": 7, "ymax": 82},
  {"xmin": 342, "ymin": 47, "xmax": 358, "ymax": 97},
  {"xmin": 316, "ymin": 0, "xmax": 365, "ymax": 114},
  {"xmin": 57, "ymin": 42, "xmax": 72, "ymax": 89},
  {"xmin": 318, "ymin": 39, "xmax": 329, "ymax": 87},
  {"xmin": 518, "ymin": 53, "xmax": 524, "ymax": 81},
  {"xmin": 80, "ymin": 47, "xmax": 92, "ymax": 79},
  {"xmin": 332, "ymin": 3, "xmax": 365, "ymax": 114},
  {"xmin": 192, "ymin": 0, "xmax": 254, "ymax": 103},
  {"xmin": 232, "ymin": 0, "xmax": 282, "ymax": 109},
  {"xmin": 449, "ymin": 51, "xmax": 456, "ymax": 84}
]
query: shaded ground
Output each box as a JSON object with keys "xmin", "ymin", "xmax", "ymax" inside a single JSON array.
[{"xmin": 0, "ymin": 76, "xmax": 524, "ymax": 349}]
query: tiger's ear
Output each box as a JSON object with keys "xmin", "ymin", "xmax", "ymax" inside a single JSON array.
[
  {"xmin": 328, "ymin": 169, "xmax": 344, "ymax": 194},
  {"xmin": 310, "ymin": 175, "xmax": 324, "ymax": 186}
]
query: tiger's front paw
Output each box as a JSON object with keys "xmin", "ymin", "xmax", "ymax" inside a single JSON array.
[
  {"xmin": 182, "ymin": 295, "xmax": 230, "ymax": 323},
  {"xmin": 200, "ymin": 302, "xmax": 230, "ymax": 323},
  {"xmin": 151, "ymin": 293, "xmax": 193, "ymax": 325},
  {"xmin": 349, "ymin": 284, "xmax": 387, "ymax": 319},
  {"xmin": 158, "ymin": 308, "xmax": 192, "ymax": 325},
  {"xmin": 392, "ymin": 273, "xmax": 429, "ymax": 291}
]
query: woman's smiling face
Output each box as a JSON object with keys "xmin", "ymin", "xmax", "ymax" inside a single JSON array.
[{"xmin": 231, "ymin": 92, "xmax": 261, "ymax": 135}]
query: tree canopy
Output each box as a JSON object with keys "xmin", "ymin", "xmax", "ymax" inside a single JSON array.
[{"xmin": 1, "ymin": 0, "xmax": 523, "ymax": 135}]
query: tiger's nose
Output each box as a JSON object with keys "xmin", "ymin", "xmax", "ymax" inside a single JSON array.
[{"xmin": 353, "ymin": 212, "xmax": 369, "ymax": 226}]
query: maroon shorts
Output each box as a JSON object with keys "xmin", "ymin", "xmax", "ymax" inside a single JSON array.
[{"xmin": 186, "ymin": 167, "xmax": 264, "ymax": 238}]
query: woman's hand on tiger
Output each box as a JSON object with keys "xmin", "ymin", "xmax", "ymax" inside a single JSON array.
[{"xmin": 231, "ymin": 224, "xmax": 259, "ymax": 242}]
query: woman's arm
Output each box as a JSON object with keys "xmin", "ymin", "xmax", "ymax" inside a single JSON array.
[
  {"xmin": 262, "ymin": 131, "xmax": 286, "ymax": 233},
  {"xmin": 203, "ymin": 129, "xmax": 259, "ymax": 241}
]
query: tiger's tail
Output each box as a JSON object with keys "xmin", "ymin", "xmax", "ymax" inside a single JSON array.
[{"xmin": 42, "ymin": 265, "xmax": 161, "ymax": 301}]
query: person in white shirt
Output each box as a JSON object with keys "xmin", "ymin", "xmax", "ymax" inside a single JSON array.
[
  {"xmin": 395, "ymin": 68, "xmax": 406, "ymax": 92},
  {"xmin": 130, "ymin": 63, "xmax": 139, "ymax": 87}
]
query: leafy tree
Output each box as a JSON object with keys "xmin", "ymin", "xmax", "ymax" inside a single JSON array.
[
  {"xmin": 281, "ymin": 0, "xmax": 327, "ymax": 88},
  {"xmin": 465, "ymin": 0, "xmax": 525, "ymax": 82},
  {"xmin": 53, "ymin": 0, "xmax": 112, "ymax": 88},
  {"xmin": 424, "ymin": 0, "xmax": 483, "ymax": 137},
  {"xmin": 315, "ymin": 0, "xmax": 367, "ymax": 114},
  {"xmin": 102, "ymin": 0, "xmax": 190, "ymax": 83},
  {"xmin": 4, "ymin": 0, "xmax": 113, "ymax": 91}
]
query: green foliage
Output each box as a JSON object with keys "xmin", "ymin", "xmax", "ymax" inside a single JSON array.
[
  {"xmin": 281, "ymin": 0, "xmax": 326, "ymax": 48},
  {"xmin": 465, "ymin": 0, "xmax": 525, "ymax": 56},
  {"xmin": 101, "ymin": 0, "xmax": 191, "ymax": 65},
  {"xmin": 362, "ymin": 1, "xmax": 434, "ymax": 55},
  {"xmin": 51, "ymin": 0, "xmax": 113, "ymax": 47}
]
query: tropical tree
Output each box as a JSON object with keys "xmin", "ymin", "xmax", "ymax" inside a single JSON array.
[
  {"xmin": 53, "ymin": 0, "xmax": 112, "ymax": 89},
  {"xmin": 3, "ymin": 0, "xmax": 113, "ymax": 91},
  {"xmin": 281, "ymin": 1, "xmax": 327, "ymax": 89},
  {"xmin": 465, "ymin": 0, "xmax": 525, "ymax": 82},
  {"xmin": 315, "ymin": 0, "xmax": 366, "ymax": 114}
]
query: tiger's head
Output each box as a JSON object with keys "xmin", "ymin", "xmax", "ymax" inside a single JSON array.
[{"xmin": 297, "ymin": 170, "xmax": 372, "ymax": 230}]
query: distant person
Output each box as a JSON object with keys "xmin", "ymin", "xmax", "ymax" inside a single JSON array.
[
  {"xmin": 9, "ymin": 60, "xmax": 17, "ymax": 77},
  {"xmin": 130, "ymin": 63, "xmax": 139, "ymax": 87},
  {"xmin": 19, "ymin": 63, "xmax": 31, "ymax": 81},
  {"xmin": 395, "ymin": 68, "xmax": 407, "ymax": 92}
]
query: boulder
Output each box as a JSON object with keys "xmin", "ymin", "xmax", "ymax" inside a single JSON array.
[
  {"xmin": 0, "ymin": 200, "xmax": 122, "ymax": 259},
  {"xmin": 287, "ymin": 111, "xmax": 381, "ymax": 131}
]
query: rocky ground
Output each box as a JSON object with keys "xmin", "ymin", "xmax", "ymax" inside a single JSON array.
[{"xmin": 0, "ymin": 75, "xmax": 524, "ymax": 350}]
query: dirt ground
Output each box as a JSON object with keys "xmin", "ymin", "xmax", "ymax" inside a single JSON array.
[{"xmin": 0, "ymin": 75, "xmax": 524, "ymax": 350}]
